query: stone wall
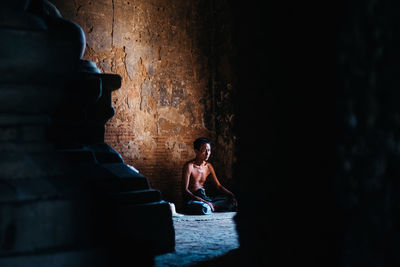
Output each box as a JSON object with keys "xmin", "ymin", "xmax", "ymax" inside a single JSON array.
[{"xmin": 51, "ymin": 0, "xmax": 235, "ymax": 209}]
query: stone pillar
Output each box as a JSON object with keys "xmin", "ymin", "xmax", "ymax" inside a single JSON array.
[
  {"xmin": 232, "ymin": 1, "xmax": 400, "ymax": 266},
  {"xmin": 0, "ymin": 1, "xmax": 174, "ymax": 266}
]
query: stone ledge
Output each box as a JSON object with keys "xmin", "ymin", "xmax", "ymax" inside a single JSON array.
[{"xmin": 173, "ymin": 212, "xmax": 236, "ymax": 222}]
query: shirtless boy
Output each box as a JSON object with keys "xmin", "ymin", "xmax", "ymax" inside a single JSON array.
[{"xmin": 181, "ymin": 137, "xmax": 237, "ymax": 214}]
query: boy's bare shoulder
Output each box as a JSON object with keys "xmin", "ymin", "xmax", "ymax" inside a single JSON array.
[{"xmin": 183, "ymin": 159, "xmax": 195, "ymax": 169}]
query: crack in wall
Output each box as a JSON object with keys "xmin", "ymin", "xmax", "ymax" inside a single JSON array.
[{"xmin": 111, "ymin": 0, "xmax": 115, "ymax": 47}]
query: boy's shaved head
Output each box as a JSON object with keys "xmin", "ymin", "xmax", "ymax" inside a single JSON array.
[{"xmin": 193, "ymin": 137, "xmax": 210, "ymax": 150}]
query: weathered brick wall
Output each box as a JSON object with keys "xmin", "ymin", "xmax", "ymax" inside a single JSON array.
[{"xmin": 51, "ymin": 0, "xmax": 235, "ymax": 210}]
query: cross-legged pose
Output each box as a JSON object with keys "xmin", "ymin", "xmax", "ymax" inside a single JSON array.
[{"xmin": 181, "ymin": 137, "xmax": 237, "ymax": 215}]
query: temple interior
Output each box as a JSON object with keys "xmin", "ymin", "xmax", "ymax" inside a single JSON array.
[{"xmin": 1, "ymin": 0, "xmax": 400, "ymax": 266}]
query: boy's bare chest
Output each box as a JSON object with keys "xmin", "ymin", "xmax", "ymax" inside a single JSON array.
[{"xmin": 191, "ymin": 165, "xmax": 210, "ymax": 182}]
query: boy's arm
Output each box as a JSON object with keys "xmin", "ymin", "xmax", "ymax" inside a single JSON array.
[
  {"xmin": 181, "ymin": 163, "xmax": 215, "ymax": 211},
  {"xmin": 208, "ymin": 163, "xmax": 237, "ymax": 206}
]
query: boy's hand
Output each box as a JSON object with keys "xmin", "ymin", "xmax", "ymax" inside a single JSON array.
[{"xmin": 205, "ymin": 201, "xmax": 215, "ymax": 212}]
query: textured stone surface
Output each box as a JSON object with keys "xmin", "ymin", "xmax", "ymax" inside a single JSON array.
[
  {"xmin": 51, "ymin": 0, "xmax": 236, "ymax": 211},
  {"xmin": 154, "ymin": 212, "xmax": 238, "ymax": 266}
]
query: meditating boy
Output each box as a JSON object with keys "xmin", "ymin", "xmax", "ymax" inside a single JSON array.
[{"xmin": 181, "ymin": 137, "xmax": 237, "ymax": 215}]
